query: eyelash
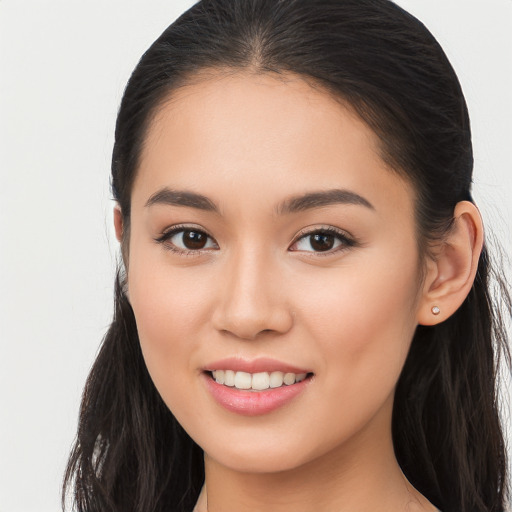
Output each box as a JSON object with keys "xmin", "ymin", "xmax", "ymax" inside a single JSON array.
[
  {"xmin": 154, "ymin": 224, "xmax": 356, "ymax": 257},
  {"xmin": 154, "ymin": 224, "xmax": 218, "ymax": 256},
  {"xmin": 290, "ymin": 226, "xmax": 356, "ymax": 257}
]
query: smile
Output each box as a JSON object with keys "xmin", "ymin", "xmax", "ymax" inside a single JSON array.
[
  {"xmin": 203, "ymin": 369, "xmax": 313, "ymax": 416},
  {"xmin": 211, "ymin": 370, "xmax": 309, "ymax": 390}
]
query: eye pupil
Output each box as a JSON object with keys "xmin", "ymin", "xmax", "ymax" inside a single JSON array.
[
  {"xmin": 311, "ymin": 233, "xmax": 335, "ymax": 251},
  {"xmin": 183, "ymin": 230, "xmax": 207, "ymax": 249}
]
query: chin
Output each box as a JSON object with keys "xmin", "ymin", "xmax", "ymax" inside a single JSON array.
[
  {"xmin": 201, "ymin": 432, "xmax": 325, "ymax": 475},
  {"xmin": 210, "ymin": 451, "xmax": 305, "ymax": 474}
]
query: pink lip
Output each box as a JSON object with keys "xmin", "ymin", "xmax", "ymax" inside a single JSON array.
[
  {"xmin": 203, "ymin": 373, "xmax": 312, "ymax": 416},
  {"xmin": 204, "ymin": 357, "xmax": 311, "ymax": 374}
]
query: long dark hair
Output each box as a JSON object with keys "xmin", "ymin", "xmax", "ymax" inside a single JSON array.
[{"xmin": 63, "ymin": 1, "xmax": 511, "ymax": 511}]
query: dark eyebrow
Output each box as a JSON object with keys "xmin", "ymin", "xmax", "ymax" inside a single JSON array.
[
  {"xmin": 145, "ymin": 187, "xmax": 373, "ymax": 215},
  {"xmin": 277, "ymin": 189, "xmax": 375, "ymax": 215},
  {"xmin": 145, "ymin": 188, "xmax": 218, "ymax": 212}
]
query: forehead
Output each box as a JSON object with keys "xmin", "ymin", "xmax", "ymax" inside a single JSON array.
[{"xmin": 133, "ymin": 71, "xmax": 414, "ymax": 218}]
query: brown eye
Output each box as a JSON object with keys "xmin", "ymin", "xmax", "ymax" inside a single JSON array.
[
  {"xmin": 310, "ymin": 233, "xmax": 335, "ymax": 251},
  {"xmin": 157, "ymin": 227, "xmax": 218, "ymax": 253},
  {"xmin": 290, "ymin": 228, "xmax": 354, "ymax": 254},
  {"xmin": 182, "ymin": 230, "xmax": 208, "ymax": 249}
]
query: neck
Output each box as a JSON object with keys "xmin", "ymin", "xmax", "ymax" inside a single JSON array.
[{"xmin": 200, "ymin": 407, "xmax": 434, "ymax": 512}]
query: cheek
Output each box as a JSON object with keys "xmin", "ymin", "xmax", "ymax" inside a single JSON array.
[
  {"xmin": 127, "ymin": 264, "xmax": 218, "ymax": 431},
  {"xmin": 127, "ymin": 250, "xmax": 216, "ymax": 392},
  {"xmin": 296, "ymin": 254, "xmax": 420, "ymax": 388}
]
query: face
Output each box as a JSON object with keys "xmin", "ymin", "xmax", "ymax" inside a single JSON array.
[{"xmin": 125, "ymin": 72, "xmax": 426, "ymax": 473}]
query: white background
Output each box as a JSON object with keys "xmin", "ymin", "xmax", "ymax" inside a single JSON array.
[{"xmin": 0, "ymin": 1, "xmax": 510, "ymax": 511}]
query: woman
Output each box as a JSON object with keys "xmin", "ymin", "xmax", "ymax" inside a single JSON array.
[{"xmin": 63, "ymin": 0, "xmax": 511, "ymax": 511}]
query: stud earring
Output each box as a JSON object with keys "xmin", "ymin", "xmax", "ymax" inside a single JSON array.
[{"xmin": 431, "ymin": 306, "xmax": 440, "ymax": 315}]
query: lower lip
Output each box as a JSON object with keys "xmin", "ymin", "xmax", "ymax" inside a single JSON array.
[{"xmin": 203, "ymin": 373, "xmax": 311, "ymax": 416}]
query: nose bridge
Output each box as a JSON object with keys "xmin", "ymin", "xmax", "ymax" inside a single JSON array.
[{"xmin": 213, "ymin": 243, "xmax": 292, "ymax": 339}]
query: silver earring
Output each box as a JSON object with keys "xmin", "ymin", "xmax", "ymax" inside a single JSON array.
[{"xmin": 431, "ymin": 306, "xmax": 440, "ymax": 315}]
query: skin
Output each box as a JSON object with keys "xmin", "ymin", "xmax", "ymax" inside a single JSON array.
[{"xmin": 115, "ymin": 71, "xmax": 483, "ymax": 512}]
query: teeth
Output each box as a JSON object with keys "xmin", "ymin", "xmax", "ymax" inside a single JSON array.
[
  {"xmin": 224, "ymin": 370, "xmax": 235, "ymax": 387},
  {"xmin": 283, "ymin": 372, "xmax": 295, "ymax": 385},
  {"xmin": 234, "ymin": 371, "xmax": 252, "ymax": 389},
  {"xmin": 212, "ymin": 370, "xmax": 309, "ymax": 390},
  {"xmin": 252, "ymin": 372, "xmax": 270, "ymax": 390},
  {"xmin": 212, "ymin": 369, "xmax": 225, "ymax": 385},
  {"xmin": 269, "ymin": 371, "xmax": 284, "ymax": 388}
]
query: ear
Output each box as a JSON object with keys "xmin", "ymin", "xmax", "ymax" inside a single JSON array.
[
  {"xmin": 417, "ymin": 201, "xmax": 484, "ymax": 326},
  {"xmin": 114, "ymin": 204, "xmax": 123, "ymax": 242},
  {"xmin": 113, "ymin": 204, "xmax": 130, "ymax": 299}
]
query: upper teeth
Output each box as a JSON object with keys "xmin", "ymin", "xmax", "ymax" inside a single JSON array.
[{"xmin": 212, "ymin": 370, "xmax": 308, "ymax": 390}]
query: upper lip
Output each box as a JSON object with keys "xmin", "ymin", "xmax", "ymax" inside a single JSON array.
[{"xmin": 204, "ymin": 357, "xmax": 312, "ymax": 375}]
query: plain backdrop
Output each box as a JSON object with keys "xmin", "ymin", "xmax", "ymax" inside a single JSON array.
[{"xmin": 0, "ymin": 1, "xmax": 511, "ymax": 511}]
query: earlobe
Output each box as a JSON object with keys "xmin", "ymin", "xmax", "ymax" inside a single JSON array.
[
  {"xmin": 417, "ymin": 201, "xmax": 484, "ymax": 326},
  {"xmin": 114, "ymin": 204, "xmax": 124, "ymax": 242}
]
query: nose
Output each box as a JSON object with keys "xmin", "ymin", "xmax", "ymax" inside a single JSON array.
[{"xmin": 211, "ymin": 248, "xmax": 294, "ymax": 340}]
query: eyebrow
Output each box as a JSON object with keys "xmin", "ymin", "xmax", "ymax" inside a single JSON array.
[
  {"xmin": 145, "ymin": 188, "xmax": 218, "ymax": 211},
  {"xmin": 144, "ymin": 187, "xmax": 374, "ymax": 214},
  {"xmin": 276, "ymin": 189, "xmax": 374, "ymax": 215}
]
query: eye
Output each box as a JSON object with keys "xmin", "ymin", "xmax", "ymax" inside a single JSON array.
[
  {"xmin": 290, "ymin": 227, "xmax": 355, "ymax": 254},
  {"xmin": 155, "ymin": 226, "xmax": 218, "ymax": 254}
]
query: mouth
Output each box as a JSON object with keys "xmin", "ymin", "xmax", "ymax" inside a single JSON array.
[
  {"xmin": 207, "ymin": 370, "xmax": 314, "ymax": 391},
  {"xmin": 203, "ymin": 369, "xmax": 314, "ymax": 415},
  {"xmin": 202, "ymin": 357, "xmax": 314, "ymax": 415}
]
